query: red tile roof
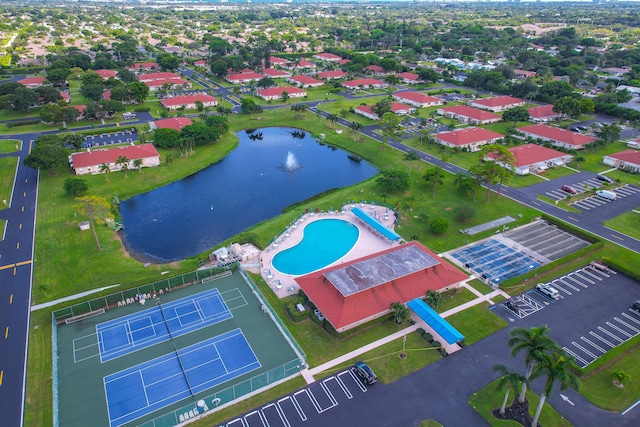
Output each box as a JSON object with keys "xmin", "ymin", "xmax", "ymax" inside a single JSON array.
[
  {"xmin": 263, "ymin": 68, "xmax": 290, "ymax": 78},
  {"xmin": 364, "ymin": 65, "xmax": 384, "ymax": 72},
  {"xmin": 269, "ymin": 56, "xmax": 289, "ymax": 64},
  {"xmin": 144, "ymin": 78, "xmax": 188, "ymax": 88},
  {"xmin": 355, "ymin": 105, "xmax": 375, "ymax": 116},
  {"xmin": 390, "ymin": 102, "xmax": 414, "ymax": 113},
  {"xmin": 138, "ymin": 72, "xmax": 181, "ymax": 82},
  {"xmin": 514, "ymin": 69, "xmax": 536, "ymax": 77},
  {"xmin": 295, "ymin": 241, "xmax": 467, "ymax": 331},
  {"xmin": 226, "ymin": 71, "xmax": 265, "ymax": 82},
  {"xmin": 289, "ymin": 75, "xmax": 323, "ymax": 85},
  {"xmin": 94, "ymin": 69, "xmax": 117, "ymax": 79},
  {"xmin": 489, "ymin": 143, "xmax": 568, "ymax": 167},
  {"xmin": 73, "ymin": 105, "xmax": 86, "ymax": 113},
  {"xmin": 394, "ymin": 91, "xmax": 440, "ymax": 104},
  {"xmin": 396, "ymin": 72, "xmax": 419, "ymax": 81},
  {"xmin": 127, "ymin": 62, "xmax": 159, "ymax": 70},
  {"xmin": 314, "ymin": 52, "xmax": 342, "ymax": 60},
  {"xmin": 343, "ymin": 78, "xmax": 386, "ymax": 88},
  {"xmin": 472, "ymin": 95, "xmax": 523, "ymax": 108},
  {"xmin": 606, "ymin": 150, "xmax": 640, "ymax": 166},
  {"xmin": 18, "ymin": 77, "xmax": 46, "ymax": 86},
  {"xmin": 71, "ymin": 144, "xmax": 159, "ymax": 168},
  {"xmin": 317, "ymin": 70, "xmax": 346, "ymax": 79},
  {"xmin": 518, "ymin": 124, "xmax": 596, "ymax": 146},
  {"xmin": 153, "ymin": 117, "xmax": 193, "ymax": 131},
  {"xmin": 257, "ymin": 86, "xmax": 306, "ymax": 97},
  {"xmin": 161, "ymin": 94, "xmax": 217, "ymax": 108},
  {"xmin": 527, "ymin": 104, "xmax": 559, "ymax": 119},
  {"xmin": 440, "ymin": 105, "xmax": 500, "ymax": 121},
  {"xmin": 435, "ymin": 127, "xmax": 503, "ymax": 146}
]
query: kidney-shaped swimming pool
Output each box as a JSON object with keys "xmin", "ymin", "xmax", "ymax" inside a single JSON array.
[{"xmin": 272, "ymin": 219, "xmax": 359, "ymax": 276}]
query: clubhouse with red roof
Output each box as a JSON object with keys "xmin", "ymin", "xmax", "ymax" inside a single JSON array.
[
  {"xmin": 354, "ymin": 102, "xmax": 416, "ymax": 120},
  {"xmin": 527, "ymin": 104, "xmax": 561, "ymax": 123}
]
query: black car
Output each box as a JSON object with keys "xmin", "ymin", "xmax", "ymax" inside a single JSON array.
[
  {"xmin": 354, "ymin": 361, "xmax": 377, "ymax": 384},
  {"xmin": 632, "ymin": 300, "xmax": 640, "ymax": 313},
  {"xmin": 596, "ymin": 174, "xmax": 615, "ymax": 184}
]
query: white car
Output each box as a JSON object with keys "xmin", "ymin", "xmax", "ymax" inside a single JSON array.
[{"xmin": 536, "ymin": 283, "xmax": 560, "ymax": 300}]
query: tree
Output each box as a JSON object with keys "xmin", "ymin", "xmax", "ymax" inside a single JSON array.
[
  {"xmin": 480, "ymin": 144, "xmax": 516, "ymax": 199},
  {"xmin": 553, "ymin": 96, "xmax": 581, "ymax": 119},
  {"xmin": 11, "ymin": 87, "xmax": 37, "ymax": 111},
  {"xmin": 611, "ymin": 369, "xmax": 631, "ymax": 387},
  {"xmin": 349, "ymin": 121, "xmax": 363, "ymax": 139},
  {"xmin": 502, "ymin": 106, "xmax": 530, "ymax": 128},
  {"xmin": 493, "ymin": 364, "xmax": 526, "ymax": 416},
  {"xmin": 376, "ymin": 169, "xmax": 409, "ymax": 192},
  {"xmin": 404, "ymin": 150, "xmax": 420, "ymax": 174},
  {"xmin": 530, "ymin": 351, "xmax": 580, "ymax": 427},
  {"xmin": 63, "ymin": 134, "xmax": 83, "ymax": 150},
  {"xmin": 156, "ymin": 53, "xmax": 181, "ymax": 71},
  {"xmin": 23, "ymin": 143, "xmax": 68, "ymax": 175},
  {"xmin": 425, "ymin": 290, "xmax": 443, "ymax": 310},
  {"xmin": 74, "ymin": 195, "xmax": 110, "ymax": 251},
  {"xmin": 371, "ymin": 97, "xmax": 392, "ymax": 118},
  {"xmin": 241, "ymin": 98, "xmax": 263, "ymax": 115},
  {"xmin": 117, "ymin": 69, "xmax": 137, "ymax": 83},
  {"xmin": 63, "ymin": 178, "xmax": 88, "ymax": 196},
  {"xmin": 454, "ymin": 205, "xmax": 477, "ymax": 223},
  {"xmin": 596, "ymin": 123, "xmax": 621, "ymax": 144},
  {"xmin": 454, "ymin": 172, "xmax": 474, "ymax": 196},
  {"xmin": 508, "ymin": 326, "xmax": 559, "ymax": 403},
  {"xmin": 36, "ymin": 86, "xmax": 63, "ymax": 104},
  {"xmin": 281, "ymin": 90, "xmax": 290, "ymax": 103},
  {"xmin": 46, "ymin": 68, "xmax": 71, "ymax": 87},
  {"xmin": 61, "ymin": 107, "xmax": 80, "ymax": 123},
  {"xmin": 81, "ymin": 83, "xmax": 104, "ymax": 102},
  {"xmin": 99, "ymin": 163, "xmax": 111, "ymax": 182},
  {"xmin": 390, "ymin": 302, "xmax": 411, "ymax": 324},
  {"xmin": 181, "ymin": 123, "xmax": 220, "ymax": 147},
  {"xmin": 133, "ymin": 158, "xmax": 143, "ymax": 173},
  {"xmin": 40, "ymin": 104, "xmax": 64, "ymax": 123},
  {"xmin": 128, "ymin": 81, "xmax": 149, "ymax": 104},
  {"xmin": 468, "ymin": 164, "xmax": 485, "ymax": 202},
  {"xmin": 116, "ymin": 155, "xmax": 130, "ymax": 178},
  {"xmin": 430, "ymin": 217, "xmax": 449, "ymax": 234},
  {"xmin": 423, "ymin": 166, "xmax": 445, "ymax": 198},
  {"xmin": 380, "ymin": 112, "xmax": 401, "ymax": 140}
]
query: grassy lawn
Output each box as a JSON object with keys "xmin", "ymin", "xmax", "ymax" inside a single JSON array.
[
  {"xmin": 420, "ymin": 421, "xmax": 443, "ymax": 427},
  {"xmin": 0, "ymin": 108, "xmax": 41, "ymax": 121},
  {"xmin": 0, "ymin": 219, "xmax": 6, "ymax": 238},
  {"xmin": 0, "ymin": 157, "xmax": 18, "ymax": 205},
  {"xmin": 570, "ymin": 141, "xmax": 630, "ymax": 174},
  {"xmin": 604, "ymin": 210, "xmax": 640, "ymax": 240},
  {"xmin": 467, "ymin": 279, "xmax": 494, "ymax": 295},
  {"xmin": 469, "ymin": 377, "xmax": 573, "ymax": 427},
  {"xmin": 436, "ymin": 287, "xmax": 477, "ymax": 313},
  {"xmin": 446, "ymin": 303, "xmax": 508, "ymax": 345},
  {"xmin": 0, "ymin": 138, "xmax": 21, "ymax": 153}
]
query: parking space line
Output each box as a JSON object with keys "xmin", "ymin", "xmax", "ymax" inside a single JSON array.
[
  {"xmin": 572, "ymin": 341, "xmax": 598, "ymax": 359},
  {"xmin": 264, "ymin": 402, "xmax": 290, "ymax": 427},
  {"xmin": 565, "ymin": 275, "xmax": 589, "ymax": 288},
  {"xmin": 622, "ymin": 312, "xmax": 640, "ymax": 325},
  {"xmin": 257, "ymin": 408, "xmax": 269, "ymax": 427},
  {"xmin": 581, "ymin": 269, "xmax": 603, "ymax": 281},
  {"xmin": 339, "ymin": 369, "xmax": 367, "ymax": 393},
  {"xmin": 590, "ymin": 331, "xmax": 614, "ymax": 348},
  {"xmin": 225, "ymin": 417, "xmax": 246, "ymax": 427},
  {"xmin": 558, "ymin": 278, "xmax": 580, "ymax": 292},
  {"xmin": 563, "ymin": 347, "xmax": 588, "ymax": 366},
  {"xmin": 551, "ymin": 279, "xmax": 572, "ymax": 295},
  {"xmin": 572, "ymin": 271, "xmax": 595, "ymax": 284},
  {"xmin": 598, "ymin": 326, "xmax": 624, "ymax": 343},
  {"xmin": 294, "ymin": 389, "xmax": 321, "ymax": 414},
  {"xmin": 278, "ymin": 395, "xmax": 306, "ymax": 422},
  {"xmin": 319, "ymin": 382, "xmax": 338, "ymax": 412},
  {"xmin": 591, "ymin": 269, "xmax": 610, "ymax": 278},
  {"xmin": 325, "ymin": 375, "xmax": 352, "ymax": 399},
  {"xmin": 614, "ymin": 317, "xmax": 640, "ymax": 334},
  {"xmin": 606, "ymin": 322, "xmax": 632, "ymax": 338},
  {"xmin": 580, "ymin": 337, "xmax": 606, "ymax": 354}
]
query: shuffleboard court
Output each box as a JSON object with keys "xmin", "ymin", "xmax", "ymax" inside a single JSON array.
[
  {"xmin": 104, "ymin": 328, "xmax": 261, "ymax": 427},
  {"xmin": 97, "ymin": 288, "xmax": 231, "ymax": 362}
]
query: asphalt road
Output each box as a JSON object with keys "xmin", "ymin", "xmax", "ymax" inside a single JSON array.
[{"xmin": 0, "ymin": 134, "xmax": 38, "ymax": 427}]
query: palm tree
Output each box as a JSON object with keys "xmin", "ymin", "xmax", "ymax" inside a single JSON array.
[
  {"xmin": 116, "ymin": 155, "xmax": 130, "ymax": 178},
  {"xmin": 530, "ymin": 351, "xmax": 580, "ymax": 427},
  {"xmin": 425, "ymin": 290, "xmax": 443, "ymax": 311},
  {"xmin": 493, "ymin": 364, "xmax": 526, "ymax": 416},
  {"xmin": 99, "ymin": 163, "xmax": 111, "ymax": 182},
  {"xmin": 508, "ymin": 326, "xmax": 559, "ymax": 403},
  {"xmin": 390, "ymin": 302, "xmax": 411, "ymax": 324},
  {"xmin": 326, "ymin": 113, "xmax": 338, "ymax": 127},
  {"xmin": 404, "ymin": 150, "xmax": 420, "ymax": 174},
  {"xmin": 164, "ymin": 153, "xmax": 173, "ymax": 165},
  {"xmin": 133, "ymin": 158, "xmax": 143, "ymax": 173},
  {"xmin": 349, "ymin": 121, "xmax": 363, "ymax": 139},
  {"xmin": 468, "ymin": 164, "xmax": 484, "ymax": 202}
]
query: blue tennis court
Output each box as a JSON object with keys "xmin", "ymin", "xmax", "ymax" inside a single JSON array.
[
  {"xmin": 96, "ymin": 288, "xmax": 232, "ymax": 362},
  {"xmin": 104, "ymin": 328, "xmax": 261, "ymax": 427},
  {"xmin": 450, "ymin": 239, "xmax": 540, "ymax": 283}
]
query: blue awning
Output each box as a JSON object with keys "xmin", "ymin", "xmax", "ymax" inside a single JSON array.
[
  {"xmin": 407, "ymin": 298, "xmax": 464, "ymax": 345},
  {"xmin": 351, "ymin": 207, "xmax": 401, "ymax": 241}
]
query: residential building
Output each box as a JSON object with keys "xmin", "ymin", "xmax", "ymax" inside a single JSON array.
[
  {"xmin": 486, "ymin": 143, "xmax": 573, "ymax": 175},
  {"xmin": 144, "ymin": 78, "xmax": 190, "ymax": 91},
  {"xmin": 354, "ymin": 102, "xmax": 416, "ymax": 120},
  {"xmin": 94, "ymin": 69, "xmax": 117, "ymax": 80},
  {"xmin": 434, "ymin": 127, "xmax": 503, "ymax": 152},
  {"xmin": 342, "ymin": 78, "xmax": 388, "ymax": 91},
  {"xmin": 392, "ymin": 91, "xmax": 443, "ymax": 108},
  {"xmin": 126, "ymin": 62, "xmax": 159, "ymax": 73},
  {"xmin": 395, "ymin": 72, "xmax": 420, "ymax": 84},
  {"xmin": 256, "ymin": 86, "xmax": 306, "ymax": 101},
  {"xmin": 602, "ymin": 150, "xmax": 640, "ymax": 173},
  {"xmin": 287, "ymin": 75, "xmax": 323, "ymax": 88},
  {"xmin": 527, "ymin": 105, "xmax": 561, "ymax": 122},
  {"xmin": 468, "ymin": 96, "xmax": 525, "ymax": 112},
  {"xmin": 514, "ymin": 69, "xmax": 537, "ymax": 78},
  {"xmin": 70, "ymin": 144, "xmax": 161, "ymax": 175},
  {"xmin": 225, "ymin": 71, "xmax": 265, "ymax": 84},
  {"xmin": 313, "ymin": 52, "xmax": 342, "ymax": 62},
  {"xmin": 263, "ymin": 68, "xmax": 292, "ymax": 79},
  {"xmin": 137, "ymin": 72, "xmax": 182, "ymax": 83},
  {"xmin": 18, "ymin": 77, "xmax": 46, "ymax": 88},
  {"xmin": 364, "ymin": 65, "xmax": 385, "ymax": 75},
  {"xmin": 317, "ymin": 70, "xmax": 347, "ymax": 80},
  {"xmin": 437, "ymin": 105, "xmax": 501, "ymax": 125},
  {"xmin": 161, "ymin": 94, "xmax": 218, "ymax": 111},
  {"xmin": 295, "ymin": 241, "xmax": 467, "ymax": 332},
  {"xmin": 151, "ymin": 117, "xmax": 193, "ymax": 131},
  {"xmin": 518, "ymin": 124, "xmax": 596, "ymax": 150},
  {"xmin": 281, "ymin": 60, "xmax": 316, "ymax": 70}
]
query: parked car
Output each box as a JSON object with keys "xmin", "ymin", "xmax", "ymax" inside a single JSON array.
[
  {"xmin": 596, "ymin": 189, "xmax": 617, "ymax": 200},
  {"xmin": 536, "ymin": 283, "xmax": 560, "ymax": 300},
  {"xmin": 596, "ymin": 174, "xmax": 615, "ymax": 184},
  {"xmin": 354, "ymin": 361, "xmax": 377, "ymax": 384},
  {"xmin": 561, "ymin": 185, "xmax": 579, "ymax": 195},
  {"xmin": 632, "ymin": 300, "xmax": 640, "ymax": 313}
]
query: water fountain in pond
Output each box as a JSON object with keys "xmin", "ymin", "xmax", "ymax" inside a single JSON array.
[{"xmin": 283, "ymin": 151, "xmax": 300, "ymax": 171}]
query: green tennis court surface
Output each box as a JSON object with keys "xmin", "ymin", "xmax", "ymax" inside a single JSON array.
[{"xmin": 55, "ymin": 270, "xmax": 305, "ymax": 427}]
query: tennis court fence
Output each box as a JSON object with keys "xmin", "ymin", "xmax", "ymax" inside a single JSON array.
[{"xmin": 51, "ymin": 266, "xmax": 235, "ymax": 322}]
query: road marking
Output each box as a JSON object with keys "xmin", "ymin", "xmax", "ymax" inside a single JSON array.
[
  {"xmin": 572, "ymin": 341, "xmax": 597, "ymax": 358},
  {"xmin": 21, "ymin": 206, "xmax": 24, "ymax": 212},
  {"xmin": 614, "ymin": 317, "xmax": 640, "ymax": 333},
  {"xmin": 562, "ymin": 347, "xmax": 587, "ymax": 365},
  {"xmin": 581, "ymin": 336, "xmax": 606, "ymax": 354},
  {"xmin": 16, "ymin": 242, "xmax": 19, "ymax": 249},
  {"xmin": 0, "ymin": 371, "xmax": 3, "ymax": 385},
  {"xmin": 4, "ymin": 327, "xmax": 8, "ymax": 338},
  {"xmin": 10, "ymin": 294, "xmax": 13, "ymax": 304},
  {"xmin": 606, "ymin": 322, "xmax": 632, "ymax": 338},
  {"xmin": 598, "ymin": 326, "xmax": 623, "ymax": 343},
  {"xmin": 568, "ymin": 217, "xmax": 579, "ymax": 222},
  {"xmin": 19, "ymin": 223, "xmax": 22, "ymax": 229},
  {"xmin": 611, "ymin": 234, "xmax": 624, "ymax": 241},
  {"xmin": 23, "ymin": 192, "xmax": 26, "ymax": 197},
  {"xmin": 560, "ymin": 393, "xmax": 575, "ymax": 406}
]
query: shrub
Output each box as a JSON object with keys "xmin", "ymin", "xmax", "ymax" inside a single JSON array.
[
  {"xmin": 430, "ymin": 217, "xmax": 449, "ymax": 234},
  {"xmin": 285, "ymin": 302, "xmax": 308, "ymax": 322},
  {"xmin": 423, "ymin": 332, "xmax": 433, "ymax": 342},
  {"xmin": 432, "ymin": 340, "xmax": 441, "ymax": 348},
  {"xmin": 417, "ymin": 328, "xmax": 425, "ymax": 336},
  {"xmin": 134, "ymin": 106, "xmax": 151, "ymax": 112}
]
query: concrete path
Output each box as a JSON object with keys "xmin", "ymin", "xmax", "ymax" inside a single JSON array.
[{"xmin": 30, "ymin": 284, "xmax": 121, "ymax": 311}]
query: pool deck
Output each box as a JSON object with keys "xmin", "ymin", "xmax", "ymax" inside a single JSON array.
[{"xmin": 260, "ymin": 205, "xmax": 400, "ymax": 298}]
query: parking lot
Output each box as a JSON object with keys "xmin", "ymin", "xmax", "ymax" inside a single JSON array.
[
  {"xmin": 492, "ymin": 265, "xmax": 640, "ymax": 368},
  {"xmin": 220, "ymin": 369, "xmax": 369, "ymax": 427},
  {"xmin": 571, "ymin": 184, "xmax": 640, "ymax": 211},
  {"xmin": 544, "ymin": 176, "xmax": 603, "ymax": 201},
  {"xmin": 82, "ymin": 129, "xmax": 138, "ymax": 148}
]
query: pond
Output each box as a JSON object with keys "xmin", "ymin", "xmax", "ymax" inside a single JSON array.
[{"xmin": 119, "ymin": 127, "xmax": 378, "ymax": 262}]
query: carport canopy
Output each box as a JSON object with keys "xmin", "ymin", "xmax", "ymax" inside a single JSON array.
[
  {"xmin": 351, "ymin": 207, "xmax": 401, "ymax": 241},
  {"xmin": 407, "ymin": 298, "xmax": 464, "ymax": 345}
]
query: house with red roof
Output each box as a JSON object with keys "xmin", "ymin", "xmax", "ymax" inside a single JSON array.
[
  {"xmin": 396, "ymin": 72, "xmax": 420, "ymax": 84},
  {"xmin": 225, "ymin": 71, "xmax": 265, "ymax": 84},
  {"xmin": 313, "ymin": 52, "xmax": 342, "ymax": 62},
  {"xmin": 59, "ymin": 91, "xmax": 70, "ymax": 103},
  {"xmin": 342, "ymin": 78, "xmax": 388, "ymax": 91},
  {"xmin": 295, "ymin": 241, "xmax": 468, "ymax": 332},
  {"xmin": 602, "ymin": 150, "xmax": 640, "ymax": 173},
  {"xmin": 70, "ymin": 144, "xmax": 160, "ymax": 175},
  {"xmin": 161, "ymin": 94, "xmax": 218, "ymax": 111},
  {"xmin": 152, "ymin": 117, "xmax": 193, "ymax": 131},
  {"xmin": 94, "ymin": 69, "xmax": 117, "ymax": 80},
  {"xmin": 137, "ymin": 72, "xmax": 182, "ymax": 83},
  {"xmin": 268, "ymin": 56, "xmax": 289, "ymax": 66},
  {"xmin": 18, "ymin": 76, "xmax": 46, "ymax": 88},
  {"xmin": 354, "ymin": 102, "xmax": 416, "ymax": 120},
  {"xmin": 468, "ymin": 96, "xmax": 525, "ymax": 112},
  {"xmin": 317, "ymin": 70, "xmax": 346, "ymax": 80},
  {"xmin": 194, "ymin": 60, "xmax": 208, "ymax": 68},
  {"xmin": 281, "ymin": 60, "xmax": 316, "ymax": 70},
  {"xmin": 73, "ymin": 105, "xmax": 85, "ymax": 120},
  {"xmin": 527, "ymin": 105, "xmax": 561, "ymax": 123},
  {"xmin": 434, "ymin": 127, "xmax": 503, "ymax": 152},
  {"xmin": 256, "ymin": 86, "xmax": 306, "ymax": 101},
  {"xmin": 517, "ymin": 124, "xmax": 596, "ymax": 150},
  {"xmin": 126, "ymin": 62, "xmax": 159, "ymax": 73},
  {"xmin": 144, "ymin": 78, "xmax": 190, "ymax": 91},
  {"xmin": 486, "ymin": 143, "xmax": 573, "ymax": 175},
  {"xmin": 437, "ymin": 105, "xmax": 501, "ymax": 125},
  {"xmin": 514, "ymin": 69, "xmax": 536, "ymax": 79},
  {"xmin": 263, "ymin": 68, "xmax": 292, "ymax": 79},
  {"xmin": 364, "ymin": 65, "xmax": 385, "ymax": 75},
  {"xmin": 392, "ymin": 91, "xmax": 443, "ymax": 108},
  {"xmin": 287, "ymin": 75, "xmax": 323, "ymax": 88}
]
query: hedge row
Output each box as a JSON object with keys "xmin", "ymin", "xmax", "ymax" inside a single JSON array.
[
  {"xmin": 601, "ymin": 256, "xmax": 640, "ymax": 283},
  {"xmin": 6, "ymin": 119, "xmax": 40, "ymax": 128},
  {"xmin": 285, "ymin": 301, "xmax": 308, "ymax": 323},
  {"xmin": 540, "ymin": 214, "xmax": 601, "ymax": 243}
]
